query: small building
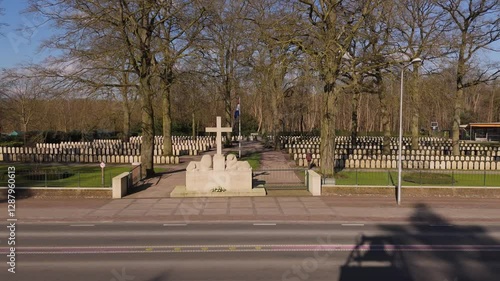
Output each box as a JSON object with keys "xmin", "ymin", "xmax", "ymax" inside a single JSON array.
[
  {"xmin": 8, "ymin": 131, "xmax": 20, "ymax": 137},
  {"xmin": 464, "ymin": 123, "xmax": 500, "ymax": 142}
]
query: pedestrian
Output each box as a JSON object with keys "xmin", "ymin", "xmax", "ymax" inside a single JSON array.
[{"xmin": 306, "ymin": 152, "xmax": 313, "ymax": 169}]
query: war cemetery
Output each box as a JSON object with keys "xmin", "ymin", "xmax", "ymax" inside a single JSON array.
[
  {"xmin": 1, "ymin": 118, "xmax": 500, "ymax": 199},
  {"xmin": 0, "ymin": 0, "xmax": 499, "ymax": 203},
  {"xmin": 2, "ymin": 2, "xmax": 500, "ymax": 281}
]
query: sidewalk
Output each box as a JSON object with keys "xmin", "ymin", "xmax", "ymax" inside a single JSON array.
[{"xmin": 3, "ymin": 196, "xmax": 500, "ymax": 224}]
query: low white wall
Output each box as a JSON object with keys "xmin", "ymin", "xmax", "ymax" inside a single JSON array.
[
  {"xmin": 112, "ymin": 172, "xmax": 130, "ymax": 199},
  {"xmin": 308, "ymin": 170, "xmax": 321, "ymax": 196}
]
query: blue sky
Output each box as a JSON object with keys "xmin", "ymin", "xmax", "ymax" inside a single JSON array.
[
  {"xmin": 0, "ymin": 1, "xmax": 499, "ymax": 70},
  {"xmin": 0, "ymin": 0, "xmax": 57, "ymax": 68}
]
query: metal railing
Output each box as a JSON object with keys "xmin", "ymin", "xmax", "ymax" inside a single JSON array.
[
  {"xmin": 253, "ymin": 168, "xmax": 309, "ymax": 189},
  {"xmin": 0, "ymin": 170, "xmax": 113, "ymax": 188},
  {"xmin": 333, "ymin": 169, "xmax": 500, "ymax": 187}
]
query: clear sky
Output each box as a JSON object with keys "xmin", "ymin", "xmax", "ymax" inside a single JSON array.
[
  {"xmin": 0, "ymin": 0, "xmax": 58, "ymax": 69},
  {"xmin": 0, "ymin": 1, "xmax": 499, "ymax": 70}
]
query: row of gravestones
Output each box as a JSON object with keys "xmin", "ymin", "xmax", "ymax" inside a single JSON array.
[
  {"xmin": 0, "ymin": 136, "xmax": 214, "ymax": 164},
  {"xmin": 288, "ymin": 148, "xmax": 500, "ymax": 157},
  {"xmin": 285, "ymin": 143, "xmax": 499, "ymax": 152},
  {"xmin": 282, "ymin": 136, "xmax": 500, "ymax": 157},
  {"xmin": 0, "ymin": 153, "xmax": 180, "ymax": 164},
  {"xmin": 1, "ymin": 144, "xmax": 207, "ymax": 157},
  {"xmin": 130, "ymin": 136, "xmax": 215, "ymax": 144},
  {"xmin": 282, "ymin": 136, "xmax": 500, "ymax": 170},
  {"xmin": 282, "ymin": 136, "xmax": 499, "ymax": 151},
  {"xmin": 296, "ymin": 156, "xmax": 500, "ymax": 171},
  {"xmin": 41, "ymin": 136, "xmax": 215, "ymax": 150},
  {"xmin": 294, "ymin": 152, "xmax": 499, "ymax": 162}
]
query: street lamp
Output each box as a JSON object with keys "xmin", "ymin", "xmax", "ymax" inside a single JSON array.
[{"xmin": 397, "ymin": 57, "xmax": 422, "ymax": 205}]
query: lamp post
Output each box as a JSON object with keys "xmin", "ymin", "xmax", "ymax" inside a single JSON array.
[{"xmin": 398, "ymin": 58, "xmax": 422, "ymax": 205}]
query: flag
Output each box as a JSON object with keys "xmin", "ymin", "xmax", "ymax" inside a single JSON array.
[{"xmin": 234, "ymin": 99, "xmax": 240, "ymax": 119}]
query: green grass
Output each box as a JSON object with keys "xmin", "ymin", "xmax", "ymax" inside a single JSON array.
[
  {"xmin": 241, "ymin": 153, "xmax": 261, "ymax": 169},
  {"xmin": 0, "ymin": 164, "xmax": 166, "ymax": 188},
  {"xmin": 334, "ymin": 170, "xmax": 500, "ymax": 187},
  {"xmin": 403, "ymin": 172, "xmax": 454, "ymax": 185},
  {"xmin": 228, "ymin": 151, "xmax": 262, "ymax": 169}
]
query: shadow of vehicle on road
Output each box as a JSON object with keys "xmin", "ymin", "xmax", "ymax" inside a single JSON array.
[{"xmin": 340, "ymin": 203, "xmax": 500, "ymax": 281}]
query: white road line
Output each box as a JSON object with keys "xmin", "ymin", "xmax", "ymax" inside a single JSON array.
[
  {"xmin": 253, "ymin": 223, "xmax": 277, "ymax": 226},
  {"xmin": 69, "ymin": 224, "xmax": 95, "ymax": 227},
  {"xmin": 163, "ymin": 223, "xmax": 187, "ymax": 226},
  {"xmin": 341, "ymin": 223, "xmax": 365, "ymax": 226}
]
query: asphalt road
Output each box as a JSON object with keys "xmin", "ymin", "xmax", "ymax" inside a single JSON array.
[{"xmin": 1, "ymin": 222, "xmax": 500, "ymax": 281}]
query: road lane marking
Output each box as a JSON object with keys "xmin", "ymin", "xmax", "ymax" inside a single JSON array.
[
  {"xmin": 69, "ymin": 224, "xmax": 95, "ymax": 227},
  {"xmin": 2, "ymin": 244, "xmax": 500, "ymax": 255},
  {"xmin": 341, "ymin": 223, "xmax": 365, "ymax": 226},
  {"xmin": 253, "ymin": 223, "xmax": 277, "ymax": 226},
  {"xmin": 163, "ymin": 223, "xmax": 187, "ymax": 226}
]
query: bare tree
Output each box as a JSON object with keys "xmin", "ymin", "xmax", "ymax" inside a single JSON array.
[
  {"xmin": 0, "ymin": 69, "xmax": 55, "ymax": 144},
  {"xmin": 28, "ymin": 0, "xmax": 206, "ymax": 177},
  {"xmin": 438, "ymin": 0, "xmax": 500, "ymax": 155},
  {"xmin": 155, "ymin": 0, "xmax": 206, "ymax": 156},
  {"xmin": 294, "ymin": 0, "xmax": 382, "ymax": 176},
  {"xmin": 199, "ymin": 0, "xmax": 254, "ymax": 144},
  {"xmin": 247, "ymin": 0, "xmax": 301, "ymax": 148},
  {"xmin": 393, "ymin": 0, "xmax": 451, "ymax": 149}
]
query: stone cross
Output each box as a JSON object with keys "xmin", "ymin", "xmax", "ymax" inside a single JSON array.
[{"xmin": 206, "ymin": 116, "xmax": 232, "ymax": 155}]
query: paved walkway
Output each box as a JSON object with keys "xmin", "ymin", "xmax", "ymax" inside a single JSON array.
[{"xmin": 5, "ymin": 196, "xmax": 500, "ymax": 224}]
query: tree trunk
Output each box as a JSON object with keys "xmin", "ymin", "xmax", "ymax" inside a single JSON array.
[
  {"xmin": 225, "ymin": 94, "xmax": 233, "ymax": 145},
  {"xmin": 162, "ymin": 85, "xmax": 173, "ymax": 156},
  {"xmin": 378, "ymin": 77, "xmax": 391, "ymax": 155},
  {"xmin": 351, "ymin": 90, "xmax": 360, "ymax": 146},
  {"xmin": 161, "ymin": 65, "xmax": 174, "ymax": 156},
  {"xmin": 453, "ymin": 42, "xmax": 467, "ymax": 156},
  {"xmin": 452, "ymin": 87, "xmax": 463, "ymax": 155},
  {"xmin": 120, "ymin": 71, "xmax": 131, "ymax": 142},
  {"xmin": 192, "ymin": 112, "xmax": 196, "ymax": 137},
  {"xmin": 271, "ymin": 88, "xmax": 280, "ymax": 150},
  {"xmin": 410, "ymin": 62, "xmax": 421, "ymax": 150},
  {"xmin": 139, "ymin": 80, "xmax": 155, "ymax": 178},
  {"xmin": 121, "ymin": 90, "xmax": 131, "ymax": 142},
  {"xmin": 319, "ymin": 81, "xmax": 337, "ymax": 177}
]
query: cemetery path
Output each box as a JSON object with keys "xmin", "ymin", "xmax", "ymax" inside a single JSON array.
[
  {"xmin": 251, "ymin": 143, "xmax": 307, "ymax": 190},
  {"xmin": 125, "ymin": 141, "xmax": 293, "ymax": 198},
  {"xmin": 259, "ymin": 148, "xmax": 296, "ymax": 169}
]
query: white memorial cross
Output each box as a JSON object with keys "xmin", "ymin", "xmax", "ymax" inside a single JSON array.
[{"xmin": 206, "ymin": 116, "xmax": 232, "ymax": 155}]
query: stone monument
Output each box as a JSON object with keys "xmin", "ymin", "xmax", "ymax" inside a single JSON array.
[{"xmin": 170, "ymin": 116, "xmax": 266, "ymax": 197}]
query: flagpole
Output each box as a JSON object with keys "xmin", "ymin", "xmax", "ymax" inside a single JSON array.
[{"xmin": 238, "ymin": 97, "xmax": 241, "ymax": 159}]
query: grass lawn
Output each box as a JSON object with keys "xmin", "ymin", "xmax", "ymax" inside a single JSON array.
[
  {"xmin": 227, "ymin": 151, "xmax": 261, "ymax": 169},
  {"xmin": 241, "ymin": 152, "xmax": 261, "ymax": 169},
  {"xmin": 334, "ymin": 170, "xmax": 500, "ymax": 187},
  {"xmin": 0, "ymin": 164, "xmax": 166, "ymax": 188}
]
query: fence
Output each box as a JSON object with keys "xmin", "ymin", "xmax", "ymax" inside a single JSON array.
[
  {"xmin": 333, "ymin": 169, "xmax": 500, "ymax": 187},
  {"xmin": 252, "ymin": 168, "xmax": 309, "ymax": 189},
  {"xmin": 0, "ymin": 170, "xmax": 114, "ymax": 188}
]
